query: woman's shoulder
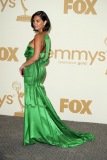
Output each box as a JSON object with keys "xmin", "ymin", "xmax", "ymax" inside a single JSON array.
[
  {"xmin": 34, "ymin": 33, "xmax": 45, "ymax": 42},
  {"xmin": 35, "ymin": 32, "xmax": 49, "ymax": 38},
  {"xmin": 34, "ymin": 33, "xmax": 42, "ymax": 38}
]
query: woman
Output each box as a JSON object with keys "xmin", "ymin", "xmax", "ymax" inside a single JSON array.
[{"xmin": 19, "ymin": 11, "xmax": 94, "ymax": 148}]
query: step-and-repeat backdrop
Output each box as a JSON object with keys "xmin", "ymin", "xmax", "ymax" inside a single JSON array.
[{"xmin": 0, "ymin": 0, "xmax": 107, "ymax": 124}]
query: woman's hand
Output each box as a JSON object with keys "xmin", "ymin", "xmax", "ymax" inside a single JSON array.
[{"xmin": 19, "ymin": 65, "xmax": 24, "ymax": 76}]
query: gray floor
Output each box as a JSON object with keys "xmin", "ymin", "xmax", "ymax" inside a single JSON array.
[{"xmin": 0, "ymin": 115, "xmax": 107, "ymax": 160}]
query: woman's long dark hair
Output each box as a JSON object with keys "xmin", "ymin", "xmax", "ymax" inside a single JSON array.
[{"xmin": 31, "ymin": 11, "xmax": 51, "ymax": 32}]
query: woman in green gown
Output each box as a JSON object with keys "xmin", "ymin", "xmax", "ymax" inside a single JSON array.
[{"xmin": 19, "ymin": 11, "xmax": 94, "ymax": 148}]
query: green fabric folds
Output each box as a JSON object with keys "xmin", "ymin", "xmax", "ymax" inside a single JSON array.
[{"xmin": 23, "ymin": 34, "xmax": 95, "ymax": 148}]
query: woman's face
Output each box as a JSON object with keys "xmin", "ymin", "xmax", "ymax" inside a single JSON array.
[{"xmin": 33, "ymin": 16, "xmax": 46, "ymax": 32}]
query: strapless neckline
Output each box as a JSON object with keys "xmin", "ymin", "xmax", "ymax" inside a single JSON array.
[
  {"xmin": 28, "ymin": 44, "xmax": 34, "ymax": 49},
  {"xmin": 28, "ymin": 44, "xmax": 45, "ymax": 54}
]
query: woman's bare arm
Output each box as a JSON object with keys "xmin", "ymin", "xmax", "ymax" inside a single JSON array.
[{"xmin": 19, "ymin": 34, "xmax": 44, "ymax": 75}]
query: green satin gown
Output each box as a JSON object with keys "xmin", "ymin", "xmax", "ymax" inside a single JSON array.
[{"xmin": 23, "ymin": 34, "xmax": 94, "ymax": 148}]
